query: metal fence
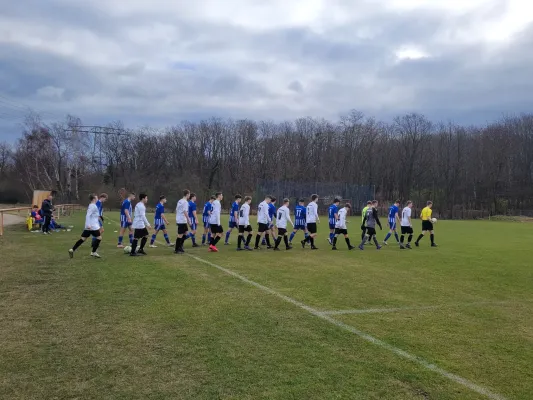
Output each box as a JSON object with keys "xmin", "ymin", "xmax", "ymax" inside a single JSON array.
[{"xmin": 256, "ymin": 180, "xmax": 375, "ymax": 214}]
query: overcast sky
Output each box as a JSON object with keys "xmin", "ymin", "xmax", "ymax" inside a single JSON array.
[{"xmin": 1, "ymin": 0, "xmax": 533, "ymax": 141}]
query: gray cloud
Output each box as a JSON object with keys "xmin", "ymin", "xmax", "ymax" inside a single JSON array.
[{"xmin": 0, "ymin": 0, "xmax": 532, "ymax": 138}]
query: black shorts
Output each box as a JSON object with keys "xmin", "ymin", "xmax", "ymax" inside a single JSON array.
[
  {"xmin": 177, "ymin": 223, "xmax": 189, "ymax": 235},
  {"xmin": 81, "ymin": 229, "xmax": 100, "ymax": 238},
  {"xmin": 211, "ymin": 224, "xmax": 223, "ymax": 234},
  {"xmin": 335, "ymin": 228, "xmax": 348, "ymax": 235},
  {"xmin": 366, "ymin": 227, "xmax": 376, "ymax": 236},
  {"xmin": 134, "ymin": 228, "xmax": 149, "ymax": 239},
  {"xmin": 278, "ymin": 228, "xmax": 287, "ymax": 236},
  {"xmin": 258, "ymin": 223, "xmax": 269, "ymax": 233},
  {"xmin": 422, "ymin": 221, "xmax": 434, "ymax": 231},
  {"xmin": 307, "ymin": 223, "xmax": 317, "ymax": 234},
  {"xmin": 239, "ymin": 225, "xmax": 252, "ymax": 233},
  {"xmin": 401, "ymin": 226, "xmax": 414, "ymax": 234}
]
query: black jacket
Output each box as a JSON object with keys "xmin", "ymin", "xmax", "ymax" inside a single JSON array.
[{"xmin": 41, "ymin": 199, "xmax": 54, "ymax": 216}]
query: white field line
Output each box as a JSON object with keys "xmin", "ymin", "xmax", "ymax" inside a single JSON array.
[
  {"xmin": 318, "ymin": 300, "xmax": 526, "ymax": 315},
  {"xmin": 107, "ymin": 217, "xmax": 507, "ymax": 400}
]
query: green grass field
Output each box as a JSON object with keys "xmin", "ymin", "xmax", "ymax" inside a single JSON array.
[{"xmin": 1, "ymin": 212, "xmax": 532, "ymax": 399}]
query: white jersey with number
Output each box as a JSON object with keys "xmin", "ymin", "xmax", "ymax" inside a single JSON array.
[
  {"xmin": 276, "ymin": 205, "xmax": 292, "ymax": 229},
  {"xmin": 335, "ymin": 207, "xmax": 348, "ymax": 229},
  {"xmin": 133, "ymin": 202, "xmax": 151, "ymax": 229},
  {"xmin": 85, "ymin": 203, "xmax": 100, "ymax": 231},
  {"xmin": 209, "ymin": 200, "xmax": 221, "ymax": 225},
  {"xmin": 401, "ymin": 207, "xmax": 412, "ymax": 226},
  {"xmin": 306, "ymin": 202, "xmax": 318, "ymax": 223},
  {"xmin": 239, "ymin": 203, "xmax": 250, "ymax": 226},
  {"xmin": 257, "ymin": 201, "xmax": 270, "ymax": 224},
  {"xmin": 176, "ymin": 199, "xmax": 189, "ymax": 224}
]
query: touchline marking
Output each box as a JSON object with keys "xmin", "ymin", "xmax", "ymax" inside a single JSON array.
[
  {"xmin": 106, "ymin": 217, "xmax": 506, "ymax": 400},
  {"xmin": 186, "ymin": 254, "xmax": 507, "ymax": 400},
  {"xmin": 318, "ymin": 301, "xmax": 522, "ymax": 315}
]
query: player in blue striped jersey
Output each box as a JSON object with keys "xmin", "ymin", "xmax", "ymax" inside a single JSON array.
[
  {"xmin": 201, "ymin": 196, "xmax": 215, "ymax": 245},
  {"xmin": 383, "ymin": 200, "xmax": 401, "ymax": 245},
  {"xmin": 225, "ymin": 194, "xmax": 242, "ymax": 245},
  {"xmin": 289, "ymin": 199, "xmax": 309, "ymax": 245},
  {"xmin": 327, "ymin": 199, "xmax": 340, "ymax": 245},
  {"xmin": 93, "ymin": 193, "xmax": 108, "ymax": 245},
  {"xmin": 149, "ymin": 195, "xmax": 171, "ymax": 247},
  {"xmin": 186, "ymin": 193, "xmax": 199, "ymax": 247},
  {"xmin": 117, "ymin": 192, "xmax": 135, "ymax": 247}
]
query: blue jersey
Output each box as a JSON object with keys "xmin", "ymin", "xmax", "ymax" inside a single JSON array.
[
  {"xmin": 294, "ymin": 205, "xmax": 307, "ymax": 226},
  {"xmin": 328, "ymin": 204, "xmax": 338, "ymax": 226},
  {"xmin": 388, "ymin": 205, "xmax": 399, "ymax": 224},
  {"xmin": 268, "ymin": 204, "xmax": 276, "ymax": 222},
  {"xmin": 155, "ymin": 202, "xmax": 165, "ymax": 225},
  {"xmin": 203, "ymin": 201, "xmax": 212, "ymax": 217},
  {"xmin": 96, "ymin": 200, "xmax": 103, "ymax": 217},
  {"xmin": 188, "ymin": 200, "xmax": 197, "ymax": 220},
  {"xmin": 229, "ymin": 201, "xmax": 239, "ymax": 223},
  {"xmin": 120, "ymin": 199, "xmax": 132, "ymax": 223}
]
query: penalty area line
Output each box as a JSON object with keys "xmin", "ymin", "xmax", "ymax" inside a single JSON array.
[{"xmin": 186, "ymin": 253, "xmax": 507, "ymax": 400}]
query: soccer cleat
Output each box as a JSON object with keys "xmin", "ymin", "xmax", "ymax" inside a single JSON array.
[
  {"xmin": 311, "ymin": 246, "xmax": 318, "ymax": 250},
  {"xmin": 68, "ymin": 249, "xmax": 74, "ymax": 258},
  {"xmin": 245, "ymin": 246, "xmax": 253, "ymax": 251},
  {"xmin": 301, "ymin": 240, "xmax": 306, "ymax": 249},
  {"xmin": 273, "ymin": 247, "xmax": 281, "ymax": 251},
  {"xmin": 332, "ymin": 246, "xmax": 337, "ymax": 250},
  {"xmin": 348, "ymin": 245, "xmax": 356, "ymax": 250},
  {"xmin": 137, "ymin": 250, "xmax": 147, "ymax": 256},
  {"xmin": 376, "ymin": 246, "xmax": 382, "ymax": 250},
  {"xmin": 130, "ymin": 253, "xmax": 139, "ymax": 257},
  {"xmin": 286, "ymin": 246, "xmax": 293, "ymax": 250},
  {"xmin": 224, "ymin": 242, "xmax": 230, "ymax": 246},
  {"xmin": 167, "ymin": 243, "xmax": 174, "ymax": 247},
  {"xmin": 254, "ymin": 247, "xmax": 260, "ymax": 250},
  {"xmin": 266, "ymin": 246, "xmax": 273, "ymax": 249},
  {"xmin": 406, "ymin": 244, "xmax": 412, "ymax": 249},
  {"xmin": 358, "ymin": 245, "xmax": 364, "ymax": 250},
  {"xmin": 90, "ymin": 252, "xmax": 101, "ymax": 258},
  {"xmin": 236, "ymin": 248, "xmax": 243, "ymax": 251},
  {"xmin": 192, "ymin": 243, "xmax": 200, "ymax": 248},
  {"xmin": 149, "ymin": 244, "xmax": 157, "ymax": 248},
  {"xmin": 208, "ymin": 245, "xmax": 218, "ymax": 252},
  {"xmin": 431, "ymin": 243, "xmax": 438, "ymax": 247},
  {"xmin": 415, "ymin": 242, "xmax": 419, "ymax": 247},
  {"xmin": 382, "ymin": 241, "xmax": 388, "ymax": 245},
  {"xmin": 400, "ymin": 245, "xmax": 406, "ymax": 249},
  {"xmin": 117, "ymin": 244, "xmax": 125, "ymax": 248}
]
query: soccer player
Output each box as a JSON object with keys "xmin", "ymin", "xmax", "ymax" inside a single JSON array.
[
  {"xmin": 69, "ymin": 194, "xmax": 103, "ymax": 258},
  {"xmin": 400, "ymin": 201, "xmax": 414, "ymax": 249},
  {"xmin": 117, "ymin": 192, "xmax": 135, "ymax": 248},
  {"xmin": 274, "ymin": 198, "xmax": 294, "ymax": 250},
  {"xmin": 225, "ymin": 194, "xmax": 242, "ymax": 245},
  {"xmin": 201, "ymin": 196, "xmax": 215, "ymax": 245},
  {"xmin": 130, "ymin": 193, "xmax": 152, "ymax": 256},
  {"xmin": 289, "ymin": 199, "xmax": 309, "ymax": 245},
  {"xmin": 361, "ymin": 200, "xmax": 372, "ymax": 241},
  {"xmin": 263, "ymin": 197, "xmax": 277, "ymax": 246},
  {"xmin": 359, "ymin": 200, "xmax": 382, "ymax": 250},
  {"xmin": 208, "ymin": 192, "xmax": 224, "ymax": 252},
  {"xmin": 187, "ymin": 193, "xmax": 199, "ymax": 247},
  {"xmin": 237, "ymin": 196, "xmax": 253, "ymax": 251},
  {"xmin": 175, "ymin": 190, "xmax": 191, "ymax": 254},
  {"xmin": 332, "ymin": 203, "xmax": 355, "ymax": 250},
  {"xmin": 93, "ymin": 193, "xmax": 108, "ymax": 246},
  {"xmin": 301, "ymin": 194, "xmax": 319, "ymax": 250},
  {"xmin": 254, "ymin": 195, "xmax": 273, "ymax": 249},
  {"xmin": 415, "ymin": 201, "xmax": 437, "ymax": 247},
  {"xmin": 150, "ymin": 195, "xmax": 171, "ymax": 248},
  {"xmin": 328, "ymin": 199, "xmax": 340, "ymax": 245},
  {"xmin": 383, "ymin": 200, "xmax": 401, "ymax": 245},
  {"xmin": 41, "ymin": 193, "xmax": 54, "ymax": 235}
]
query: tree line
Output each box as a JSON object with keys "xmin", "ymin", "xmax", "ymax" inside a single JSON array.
[{"xmin": 1, "ymin": 111, "xmax": 533, "ymax": 217}]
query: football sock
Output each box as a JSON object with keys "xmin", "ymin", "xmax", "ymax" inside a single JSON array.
[
  {"xmin": 128, "ymin": 234, "xmax": 133, "ymax": 244},
  {"xmin": 246, "ymin": 234, "xmax": 252, "ymax": 246},
  {"xmin": 408, "ymin": 234, "xmax": 413, "ymax": 243},
  {"xmin": 430, "ymin": 234, "xmax": 435, "ymax": 245},
  {"xmin": 289, "ymin": 232, "xmax": 296, "ymax": 242},
  {"xmin": 140, "ymin": 237, "xmax": 147, "ymax": 251},
  {"xmin": 92, "ymin": 239, "xmax": 101, "ymax": 253},
  {"xmin": 333, "ymin": 237, "xmax": 338, "ymax": 247},
  {"xmin": 72, "ymin": 239, "xmax": 84, "ymax": 251},
  {"xmin": 213, "ymin": 236, "xmax": 221, "ymax": 246},
  {"xmin": 202, "ymin": 234, "xmax": 206, "ymax": 244},
  {"xmin": 373, "ymin": 236, "xmax": 379, "ymax": 247},
  {"xmin": 400, "ymin": 235, "xmax": 405, "ymax": 243},
  {"xmin": 309, "ymin": 236, "xmax": 315, "ymax": 247},
  {"xmin": 255, "ymin": 234, "xmax": 261, "ymax": 248},
  {"xmin": 164, "ymin": 233, "xmax": 170, "ymax": 244},
  {"xmin": 225, "ymin": 231, "xmax": 231, "ymax": 243},
  {"xmin": 265, "ymin": 234, "xmax": 271, "ymax": 247},
  {"xmin": 131, "ymin": 239, "xmax": 138, "ymax": 255},
  {"xmin": 345, "ymin": 237, "xmax": 351, "ymax": 247},
  {"xmin": 284, "ymin": 235, "xmax": 289, "ymax": 248},
  {"xmin": 305, "ymin": 232, "xmax": 309, "ymax": 239},
  {"xmin": 150, "ymin": 234, "xmax": 157, "ymax": 245},
  {"xmin": 118, "ymin": 236, "xmax": 123, "ymax": 245},
  {"xmin": 416, "ymin": 234, "xmax": 424, "ymax": 243},
  {"xmin": 175, "ymin": 237, "xmax": 181, "ymax": 251},
  {"xmin": 237, "ymin": 235, "xmax": 243, "ymax": 248},
  {"xmin": 329, "ymin": 233, "xmax": 335, "ymax": 242},
  {"xmin": 384, "ymin": 232, "xmax": 392, "ymax": 241},
  {"xmin": 274, "ymin": 237, "xmax": 282, "ymax": 249},
  {"xmin": 394, "ymin": 232, "xmax": 400, "ymax": 242}
]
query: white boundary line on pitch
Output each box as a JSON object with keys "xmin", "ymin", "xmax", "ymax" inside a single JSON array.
[
  {"xmin": 105, "ymin": 217, "xmax": 506, "ymax": 400},
  {"xmin": 318, "ymin": 300, "xmax": 530, "ymax": 315}
]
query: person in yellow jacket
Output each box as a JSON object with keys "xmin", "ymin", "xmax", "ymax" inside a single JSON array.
[{"xmin": 415, "ymin": 201, "xmax": 437, "ymax": 247}]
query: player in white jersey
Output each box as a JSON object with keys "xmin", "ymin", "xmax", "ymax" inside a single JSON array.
[
  {"xmin": 175, "ymin": 189, "xmax": 191, "ymax": 254},
  {"xmin": 273, "ymin": 198, "xmax": 294, "ymax": 251},
  {"xmin": 208, "ymin": 192, "xmax": 224, "ymax": 252},
  {"xmin": 69, "ymin": 194, "xmax": 103, "ymax": 258},
  {"xmin": 332, "ymin": 203, "xmax": 356, "ymax": 250},
  {"xmin": 399, "ymin": 200, "xmax": 414, "ymax": 249},
  {"xmin": 237, "ymin": 196, "xmax": 253, "ymax": 251},
  {"xmin": 301, "ymin": 194, "xmax": 319, "ymax": 250},
  {"xmin": 254, "ymin": 195, "xmax": 273, "ymax": 249},
  {"xmin": 130, "ymin": 193, "xmax": 152, "ymax": 256}
]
